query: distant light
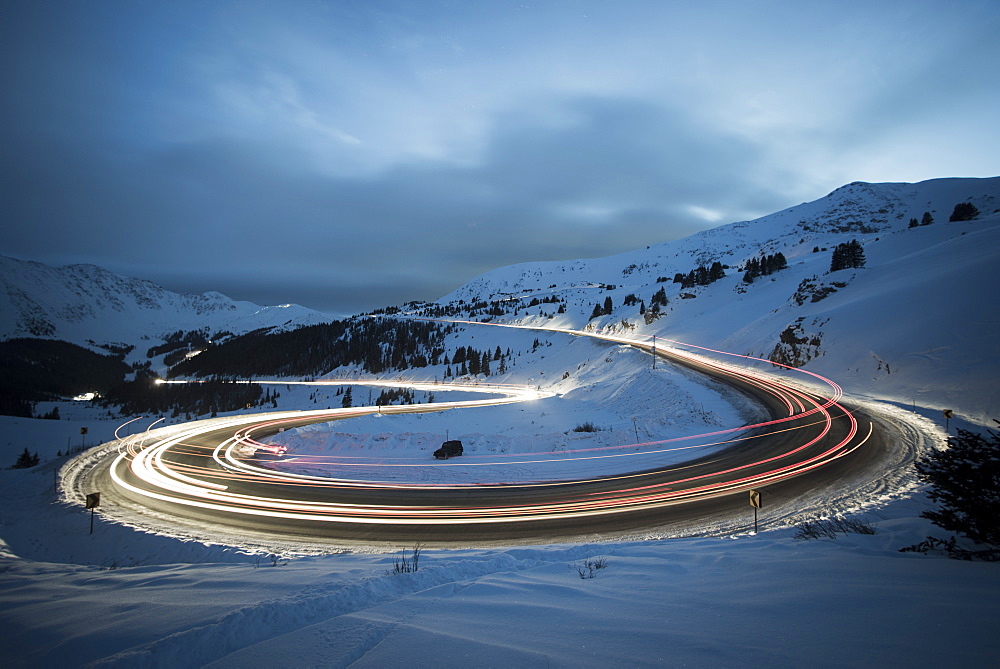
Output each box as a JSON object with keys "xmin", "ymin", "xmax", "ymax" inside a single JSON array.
[{"xmin": 73, "ymin": 392, "xmax": 97, "ymax": 401}]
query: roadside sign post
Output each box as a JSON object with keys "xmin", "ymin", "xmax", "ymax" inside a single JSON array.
[
  {"xmin": 943, "ymin": 409, "xmax": 954, "ymax": 434},
  {"xmin": 86, "ymin": 492, "xmax": 100, "ymax": 535},
  {"xmin": 80, "ymin": 426, "xmax": 88, "ymax": 450},
  {"xmin": 749, "ymin": 489, "xmax": 762, "ymax": 534}
]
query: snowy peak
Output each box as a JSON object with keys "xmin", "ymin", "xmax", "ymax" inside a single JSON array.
[
  {"xmin": 0, "ymin": 256, "xmax": 329, "ymax": 349},
  {"xmin": 429, "ymin": 176, "xmax": 1000, "ymax": 424},
  {"xmin": 440, "ymin": 177, "xmax": 1000, "ymax": 303}
]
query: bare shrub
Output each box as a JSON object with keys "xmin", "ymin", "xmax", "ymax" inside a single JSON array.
[
  {"xmin": 572, "ymin": 422, "xmax": 601, "ymax": 433},
  {"xmin": 392, "ymin": 544, "xmax": 422, "ymax": 574},
  {"xmin": 575, "ymin": 556, "xmax": 609, "ymax": 579}
]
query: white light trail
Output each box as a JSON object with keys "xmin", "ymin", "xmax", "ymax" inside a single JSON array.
[{"xmin": 101, "ymin": 324, "xmax": 865, "ymax": 528}]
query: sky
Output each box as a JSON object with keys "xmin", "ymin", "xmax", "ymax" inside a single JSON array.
[{"xmin": 2, "ymin": 0, "xmax": 998, "ymax": 315}]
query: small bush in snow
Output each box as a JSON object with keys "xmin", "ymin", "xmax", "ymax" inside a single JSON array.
[
  {"xmin": 391, "ymin": 544, "xmax": 422, "ymax": 574},
  {"xmin": 572, "ymin": 422, "xmax": 601, "ymax": 433},
  {"xmin": 575, "ymin": 557, "xmax": 609, "ymax": 579}
]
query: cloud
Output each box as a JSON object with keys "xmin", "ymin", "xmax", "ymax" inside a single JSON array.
[{"xmin": 2, "ymin": 1, "xmax": 998, "ymax": 315}]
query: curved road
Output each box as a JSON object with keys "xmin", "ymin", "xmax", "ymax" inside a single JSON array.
[{"xmin": 73, "ymin": 328, "xmax": 895, "ymax": 547}]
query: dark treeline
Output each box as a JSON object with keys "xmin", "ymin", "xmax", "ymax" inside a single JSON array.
[
  {"xmin": 168, "ymin": 318, "xmax": 455, "ymax": 379},
  {"xmin": 101, "ymin": 371, "xmax": 269, "ymax": 417},
  {"xmin": 673, "ymin": 261, "xmax": 727, "ymax": 289},
  {"xmin": 742, "ymin": 252, "xmax": 788, "ymax": 283},
  {"xmin": 375, "ymin": 387, "xmax": 418, "ymax": 406},
  {"xmin": 0, "ymin": 339, "xmax": 131, "ymax": 417},
  {"xmin": 147, "ymin": 329, "xmax": 218, "ymax": 359},
  {"xmin": 829, "ymin": 240, "xmax": 866, "ymax": 271},
  {"xmin": 443, "ymin": 345, "xmax": 508, "ymax": 377},
  {"xmin": 369, "ymin": 294, "xmax": 563, "ymax": 321}
]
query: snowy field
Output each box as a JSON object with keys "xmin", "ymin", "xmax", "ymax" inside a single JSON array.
[
  {"xmin": 257, "ymin": 343, "xmax": 765, "ymax": 485},
  {"xmin": 3, "ymin": 457, "xmax": 999, "ymax": 667},
  {"xmin": 3, "ymin": 351, "xmax": 998, "ymax": 666},
  {"xmin": 4, "ymin": 177, "xmax": 1000, "ymax": 665}
]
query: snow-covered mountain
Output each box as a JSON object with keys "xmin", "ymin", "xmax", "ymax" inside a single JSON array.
[
  {"xmin": 5, "ymin": 176, "xmax": 998, "ymax": 424},
  {"xmin": 4, "ymin": 176, "xmax": 1000, "ymax": 667},
  {"xmin": 0, "ymin": 255, "xmax": 330, "ymax": 353},
  {"xmin": 433, "ymin": 176, "xmax": 1000, "ymax": 424}
]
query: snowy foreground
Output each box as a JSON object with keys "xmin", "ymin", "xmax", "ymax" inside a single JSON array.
[
  {"xmin": 3, "ymin": 177, "xmax": 1000, "ymax": 665},
  {"xmin": 2, "ymin": 460, "xmax": 999, "ymax": 667},
  {"xmin": 2, "ymin": 369, "xmax": 1000, "ymax": 666}
]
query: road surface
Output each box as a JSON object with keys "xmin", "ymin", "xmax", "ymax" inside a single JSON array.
[{"xmin": 70, "ymin": 328, "xmax": 898, "ymax": 548}]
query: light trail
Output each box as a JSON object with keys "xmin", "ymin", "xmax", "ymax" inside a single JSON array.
[{"xmin": 94, "ymin": 321, "xmax": 869, "ymax": 534}]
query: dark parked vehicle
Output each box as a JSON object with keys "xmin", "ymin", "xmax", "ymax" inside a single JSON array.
[{"xmin": 433, "ymin": 440, "xmax": 464, "ymax": 459}]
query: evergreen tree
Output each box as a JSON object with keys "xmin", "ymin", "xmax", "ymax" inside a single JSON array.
[
  {"xmin": 742, "ymin": 256, "xmax": 760, "ymax": 283},
  {"xmin": 590, "ymin": 303, "xmax": 604, "ymax": 320},
  {"xmin": 480, "ymin": 351, "xmax": 491, "ymax": 376},
  {"xmin": 909, "ymin": 217, "xmax": 919, "ymax": 228},
  {"xmin": 709, "ymin": 261, "xmax": 726, "ymax": 282},
  {"xmin": 341, "ymin": 386, "xmax": 353, "ymax": 408},
  {"xmin": 848, "ymin": 240, "xmax": 866, "ymax": 269},
  {"xmin": 773, "ymin": 252, "xmax": 788, "ymax": 271},
  {"xmin": 830, "ymin": 240, "xmax": 866, "ymax": 271},
  {"xmin": 603, "ymin": 295, "xmax": 614, "ymax": 315},
  {"xmin": 906, "ymin": 422, "xmax": 1000, "ymax": 558},
  {"xmin": 13, "ymin": 448, "xmax": 39, "ymax": 469},
  {"xmin": 694, "ymin": 266, "xmax": 708, "ymax": 286},
  {"xmin": 921, "ymin": 211, "xmax": 934, "ymax": 226},
  {"xmin": 949, "ymin": 202, "xmax": 980, "ymax": 222}
]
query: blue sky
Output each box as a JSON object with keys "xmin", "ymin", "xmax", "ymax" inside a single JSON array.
[{"xmin": 2, "ymin": 0, "xmax": 998, "ymax": 314}]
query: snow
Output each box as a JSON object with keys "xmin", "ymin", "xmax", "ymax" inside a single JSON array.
[
  {"xmin": 4, "ymin": 459, "xmax": 1000, "ymax": 667},
  {"xmin": 3, "ymin": 176, "xmax": 1000, "ymax": 666},
  {"xmin": 0, "ymin": 254, "xmax": 329, "ymax": 362},
  {"xmin": 259, "ymin": 340, "xmax": 763, "ymax": 485}
]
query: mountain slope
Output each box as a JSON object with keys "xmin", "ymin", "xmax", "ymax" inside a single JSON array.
[
  {"xmin": 0, "ymin": 256, "xmax": 329, "ymax": 353},
  {"xmin": 430, "ymin": 177, "xmax": 1000, "ymax": 424}
]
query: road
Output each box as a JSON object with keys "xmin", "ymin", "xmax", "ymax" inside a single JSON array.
[{"xmin": 75, "ymin": 329, "xmax": 892, "ymax": 548}]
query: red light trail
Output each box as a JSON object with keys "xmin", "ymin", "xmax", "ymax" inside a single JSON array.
[{"xmin": 94, "ymin": 324, "xmax": 871, "ymax": 537}]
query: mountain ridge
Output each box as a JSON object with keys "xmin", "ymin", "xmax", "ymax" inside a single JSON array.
[
  {"xmin": 4, "ymin": 175, "xmax": 999, "ymax": 423},
  {"xmin": 0, "ymin": 255, "xmax": 329, "ymax": 351}
]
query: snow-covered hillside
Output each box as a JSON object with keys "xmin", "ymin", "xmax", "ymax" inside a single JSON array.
[
  {"xmin": 3, "ymin": 176, "xmax": 999, "ymax": 667},
  {"xmin": 434, "ymin": 177, "xmax": 1000, "ymax": 424},
  {"xmin": 0, "ymin": 255, "xmax": 329, "ymax": 354}
]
